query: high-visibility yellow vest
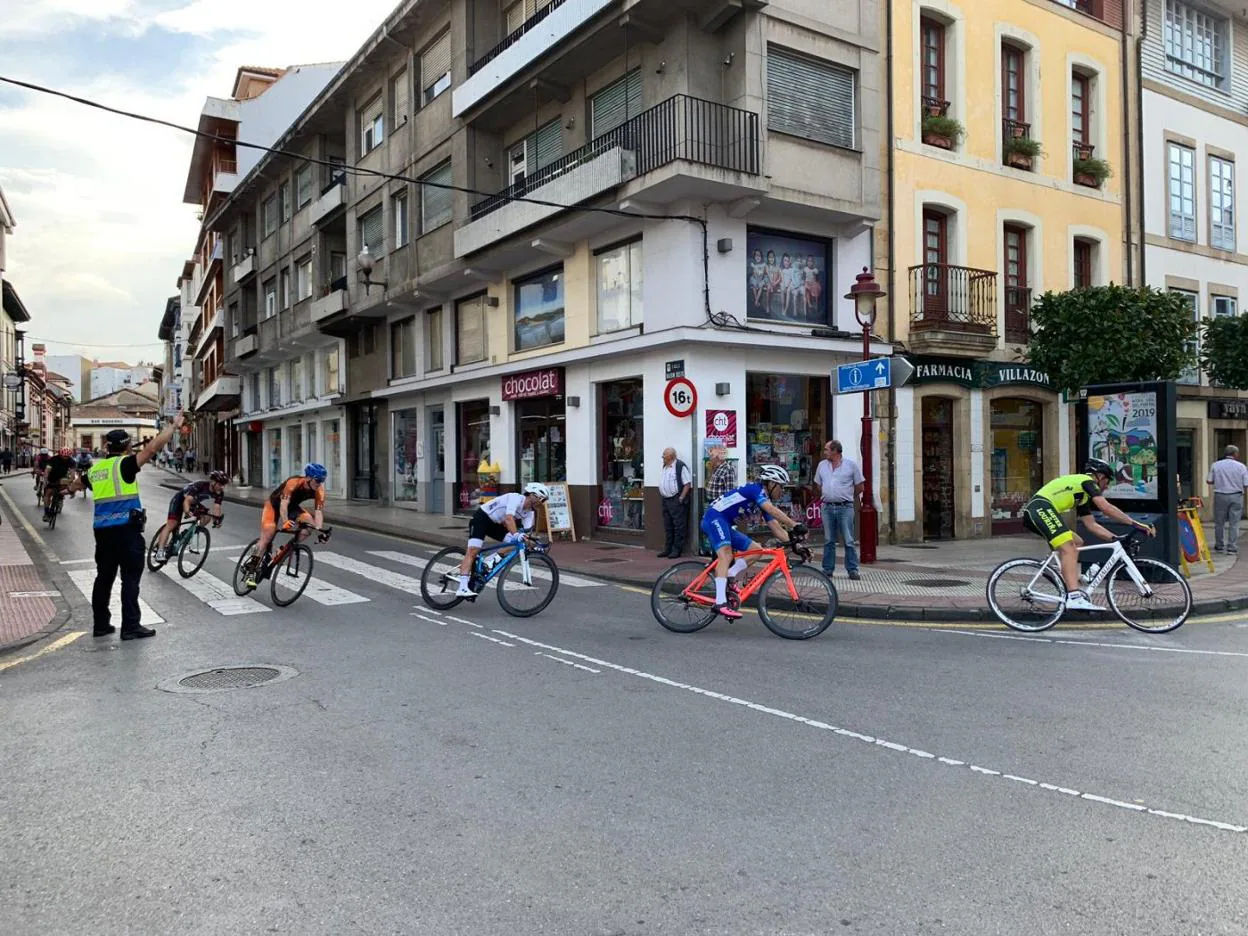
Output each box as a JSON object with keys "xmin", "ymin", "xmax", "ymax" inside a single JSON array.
[{"xmin": 88, "ymin": 456, "xmax": 141, "ymax": 529}]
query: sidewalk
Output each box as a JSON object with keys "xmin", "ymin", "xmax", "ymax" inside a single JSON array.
[
  {"xmin": 152, "ymin": 465, "xmax": 1248, "ymax": 621},
  {"xmin": 0, "ymin": 479, "xmax": 65, "ymax": 650}
]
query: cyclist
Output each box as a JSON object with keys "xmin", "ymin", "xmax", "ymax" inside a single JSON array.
[
  {"xmin": 32, "ymin": 448, "xmax": 50, "ymax": 495},
  {"xmin": 247, "ymin": 463, "xmax": 327, "ymax": 588},
  {"xmin": 455, "ymin": 482, "xmax": 550, "ymax": 597},
  {"xmin": 42, "ymin": 447, "xmax": 77, "ymax": 520},
  {"xmin": 700, "ymin": 464, "xmax": 805, "ymax": 619},
  {"xmin": 1022, "ymin": 458, "xmax": 1156, "ymax": 611},
  {"xmin": 153, "ymin": 470, "xmax": 227, "ymax": 561}
]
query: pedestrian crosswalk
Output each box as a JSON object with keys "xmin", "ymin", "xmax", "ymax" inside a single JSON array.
[{"xmin": 67, "ymin": 569, "xmax": 164, "ymax": 627}]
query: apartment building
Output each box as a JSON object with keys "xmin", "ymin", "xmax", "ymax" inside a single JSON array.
[
  {"xmin": 43, "ymin": 355, "xmax": 93, "ymax": 403},
  {"xmin": 1139, "ymin": 0, "xmax": 1248, "ymax": 504},
  {"xmin": 882, "ymin": 0, "xmax": 1127, "ymax": 541},
  {"xmin": 208, "ymin": 0, "xmax": 885, "ymax": 547},
  {"xmin": 157, "ymin": 295, "xmax": 183, "ymax": 420},
  {"xmin": 88, "ymin": 362, "xmax": 154, "ymax": 400},
  {"xmin": 0, "ymin": 184, "xmax": 25, "ymax": 454}
]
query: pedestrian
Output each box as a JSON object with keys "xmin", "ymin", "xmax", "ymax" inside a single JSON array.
[
  {"xmin": 1206, "ymin": 444, "xmax": 1248, "ymax": 554},
  {"xmin": 702, "ymin": 445, "xmax": 736, "ymax": 556},
  {"xmin": 812, "ymin": 439, "xmax": 865, "ymax": 580},
  {"xmin": 173, "ymin": 445, "xmax": 184, "ymax": 473},
  {"xmin": 186, "ymin": 446, "xmax": 196, "ymax": 473},
  {"xmin": 0, "ymin": 447, "xmax": 11, "ymax": 474},
  {"xmin": 73, "ymin": 413, "xmax": 184, "ymax": 641},
  {"xmin": 657, "ymin": 446, "xmax": 693, "ymax": 558}
]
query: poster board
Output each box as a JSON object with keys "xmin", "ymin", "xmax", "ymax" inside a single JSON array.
[{"xmin": 541, "ymin": 482, "xmax": 577, "ymax": 541}]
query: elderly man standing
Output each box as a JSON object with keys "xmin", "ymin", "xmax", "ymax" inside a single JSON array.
[
  {"xmin": 1207, "ymin": 444, "xmax": 1248, "ymax": 553},
  {"xmin": 658, "ymin": 446, "xmax": 693, "ymax": 558},
  {"xmin": 813, "ymin": 439, "xmax": 865, "ymax": 580}
]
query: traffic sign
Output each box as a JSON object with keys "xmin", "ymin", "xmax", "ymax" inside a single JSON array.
[
  {"xmin": 663, "ymin": 377, "xmax": 697, "ymax": 418},
  {"xmin": 835, "ymin": 356, "xmax": 914, "ymax": 394}
]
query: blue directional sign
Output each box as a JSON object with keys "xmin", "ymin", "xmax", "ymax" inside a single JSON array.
[{"xmin": 836, "ymin": 357, "xmax": 891, "ymax": 394}]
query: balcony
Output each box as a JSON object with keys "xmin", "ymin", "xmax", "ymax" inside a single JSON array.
[
  {"xmin": 908, "ymin": 264, "xmax": 999, "ymax": 356},
  {"xmin": 312, "ymin": 173, "xmax": 347, "ymax": 226},
  {"xmin": 196, "ymin": 375, "xmax": 241, "ymax": 412},
  {"xmin": 311, "ymin": 286, "xmax": 348, "ymax": 324},
  {"xmin": 455, "ymin": 0, "xmax": 616, "ymax": 117},
  {"xmin": 456, "ymin": 94, "xmax": 760, "ymax": 256},
  {"xmin": 212, "ymin": 158, "xmax": 239, "ymax": 198},
  {"xmin": 231, "ymin": 250, "xmax": 257, "ymax": 283},
  {"xmin": 193, "ymin": 308, "xmax": 222, "ymax": 360},
  {"xmin": 234, "ymin": 329, "xmax": 258, "ymax": 358},
  {"xmin": 1004, "ymin": 286, "xmax": 1032, "ymax": 344},
  {"xmin": 1002, "ymin": 119, "xmax": 1038, "ymax": 171}
]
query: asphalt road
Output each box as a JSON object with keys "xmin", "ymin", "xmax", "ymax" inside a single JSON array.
[{"xmin": 3, "ymin": 486, "xmax": 1248, "ymax": 935}]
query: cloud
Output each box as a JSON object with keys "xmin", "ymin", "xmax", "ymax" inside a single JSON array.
[{"xmin": 0, "ymin": 0, "xmax": 398, "ymax": 361}]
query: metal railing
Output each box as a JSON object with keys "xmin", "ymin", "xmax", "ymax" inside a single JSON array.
[
  {"xmin": 1002, "ymin": 117, "xmax": 1031, "ymax": 143},
  {"xmin": 921, "ymin": 96, "xmax": 949, "ymax": 117},
  {"xmin": 470, "ymin": 94, "xmax": 760, "ymax": 221},
  {"xmin": 215, "ymin": 158, "xmax": 238, "ymax": 175},
  {"xmin": 908, "ymin": 264, "xmax": 998, "ymax": 334},
  {"xmin": 1073, "ymin": 141, "xmax": 1095, "ymax": 161},
  {"xmin": 320, "ymin": 169, "xmax": 347, "ymax": 198},
  {"xmin": 1004, "ymin": 286, "xmax": 1032, "ymax": 343},
  {"xmin": 470, "ymin": 0, "xmax": 572, "ymax": 76}
]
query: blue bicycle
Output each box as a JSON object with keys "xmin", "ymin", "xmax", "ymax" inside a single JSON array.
[{"xmin": 420, "ymin": 536, "xmax": 559, "ymax": 617}]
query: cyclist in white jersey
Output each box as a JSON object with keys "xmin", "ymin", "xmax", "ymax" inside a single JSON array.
[{"xmin": 456, "ymin": 482, "xmax": 550, "ymax": 596}]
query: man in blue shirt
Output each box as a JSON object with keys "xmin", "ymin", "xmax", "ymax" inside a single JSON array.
[{"xmin": 699, "ymin": 464, "xmax": 804, "ymax": 618}]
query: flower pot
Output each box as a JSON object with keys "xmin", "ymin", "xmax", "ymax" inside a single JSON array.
[
  {"xmin": 1010, "ymin": 123, "xmax": 1026, "ymax": 139},
  {"xmin": 923, "ymin": 131, "xmax": 954, "ymax": 150},
  {"xmin": 1074, "ymin": 171, "xmax": 1100, "ymax": 187},
  {"xmin": 1007, "ymin": 152, "xmax": 1033, "ymax": 170}
]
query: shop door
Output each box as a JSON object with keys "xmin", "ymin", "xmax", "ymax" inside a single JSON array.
[
  {"xmin": 990, "ymin": 398, "xmax": 1043, "ymax": 535},
  {"xmin": 247, "ymin": 432, "xmax": 263, "ymax": 487},
  {"xmin": 1176, "ymin": 429, "xmax": 1194, "ymax": 501},
  {"xmin": 921, "ymin": 397, "xmax": 955, "ymax": 540},
  {"xmin": 428, "ymin": 406, "xmax": 445, "ymax": 513},
  {"xmin": 352, "ymin": 403, "xmax": 377, "ymax": 500}
]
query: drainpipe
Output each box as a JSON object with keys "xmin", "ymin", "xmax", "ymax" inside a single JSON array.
[
  {"xmin": 1121, "ymin": 0, "xmax": 1136, "ymax": 285},
  {"xmin": 884, "ymin": 0, "xmax": 898, "ymax": 544},
  {"xmin": 1136, "ymin": 0, "xmax": 1148, "ymax": 285}
]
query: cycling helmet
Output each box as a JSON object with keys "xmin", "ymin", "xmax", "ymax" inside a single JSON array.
[
  {"xmin": 303, "ymin": 462, "xmax": 328, "ymax": 482},
  {"xmin": 1084, "ymin": 457, "xmax": 1115, "ymax": 480},
  {"xmin": 208, "ymin": 469, "xmax": 229, "ymax": 485},
  {"xmin": 104, "ymin": 429, "xmax": 130, "ymax": 453},
  {"xmin": 59, "ymin": 447, "xmax": 72, "ymax": 458},
  {"xmin": 757, "ymin": 464, "xmax": 791, "ymax": 486},
  {"xmin": 523, "ymin": 482, "xmax": 551, "ymax": 502}
]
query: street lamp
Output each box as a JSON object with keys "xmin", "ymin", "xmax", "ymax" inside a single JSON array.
[
  {"xmin": 356, "ymin": 246, "xmax": 388, "ymax": 294},
  {"xmin": 844, "ymin": 267, "xmax": 885, "ymax": 564}
]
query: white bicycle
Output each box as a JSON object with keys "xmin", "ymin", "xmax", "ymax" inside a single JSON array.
[{"xmin": 986, "ymin": 530, "xmax": 1191, "ymax": 633}]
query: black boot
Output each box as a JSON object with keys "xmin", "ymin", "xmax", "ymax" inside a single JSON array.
[{"xmin": 120, "ymin": 625, "xmax": 156, "ymax": 640}]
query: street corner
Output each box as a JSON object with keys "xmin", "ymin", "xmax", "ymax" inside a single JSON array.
[{"xmin": 0, "ymin": 493, "xmax": 76, "ymax": 655}]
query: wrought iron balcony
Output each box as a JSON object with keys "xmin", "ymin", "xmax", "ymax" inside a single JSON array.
[
  {"xmin": 909, "ymin": 263, "xmax": 998, "ymax": 336},
  {"xmin": 470, "ymin": 0, "xmax": 572, "ymax": 75}
]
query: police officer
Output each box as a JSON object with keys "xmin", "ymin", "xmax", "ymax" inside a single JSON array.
[{"xmin": 74, "ymin": 413, "xmax": 185, "ymax": 640}]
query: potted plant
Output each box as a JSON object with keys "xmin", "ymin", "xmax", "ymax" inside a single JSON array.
[
  {"xmin": 1004, "ymin": 136, "xmax": 1043, "ymax": 170},
  {"xmin": 922, "ymin": 113, "xmax": 965, "ymax": 150},
  {"xmin": 1073, "ymin": 156, "xmax": 1111, "ymax": 188}
]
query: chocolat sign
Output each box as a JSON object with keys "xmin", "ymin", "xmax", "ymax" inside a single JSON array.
[{"xmin": 502, "ymin": 367, "xmax": 563, "ymax": 401}]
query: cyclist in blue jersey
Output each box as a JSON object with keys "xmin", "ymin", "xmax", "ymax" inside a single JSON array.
[{"xmin": 699, "ymin": 464, "xmax": 805, "ymax": 619}]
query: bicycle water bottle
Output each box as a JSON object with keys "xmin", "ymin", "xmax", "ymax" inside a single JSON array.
[
  {"xmin": 482, "ymin": 553, "xmax": 501, "ymax": 572},
  {"xmin": 1080, "ymin": 562, "xmax": 1100, "ymax": 585}
]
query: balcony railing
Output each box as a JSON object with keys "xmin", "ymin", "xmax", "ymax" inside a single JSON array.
[
  {"xmin": 471, "ymin": 0, "xmax": 572, "ymax": 75},
  {"xmin": 1004, "ymin": 286, "xmax": 1032, "ymax": 343},
  {"xmin": 921, "ymin": 96, "xmax": 949, "ymax": 117},
  {"xmin": 320, "ymin": 169, "xmax": 347, "ymax": 198},
  {"xmin": 470, "ymin": 94, "xmax": 760, "ymax": 221},
  {"xmin": 216, "ymin": 158, "xmax": 238, "ymax": 175},
  {"xmin": 909, "ymin": 264, "xmax": 998, "ymax": 334}
]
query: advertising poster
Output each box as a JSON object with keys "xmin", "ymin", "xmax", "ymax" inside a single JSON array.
[
  {"xmin": 745, "ymin": 231, "xmax": 829, "ymax": 324},
  {"xmin": 1086, "ymin": 391, "xmax": 1159, "ymax": 499}
]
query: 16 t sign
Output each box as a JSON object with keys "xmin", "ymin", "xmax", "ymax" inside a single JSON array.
[{"xmin": 663, "ymin": 377, "xmax": 697, "ymax": 418}]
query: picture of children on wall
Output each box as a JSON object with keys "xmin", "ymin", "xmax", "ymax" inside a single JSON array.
[{"xmin": 745, "ymin": 230, "xmax": 829, "ymax": 324}]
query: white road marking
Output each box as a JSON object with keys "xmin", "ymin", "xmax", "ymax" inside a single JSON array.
[
  {"xmin": 535, "ymin": 651, "xmax": 600, "ymax": 674},
  {"xmin": 160, "ymin": 566, "xmax": 268, "ymax": 615},
  {"xmin": 471, "ymin": 632, "xmax": 515, "ymax": 647},
  {"xmin": 300, "ymin": 577, "xmax": 370, "ymax": 606},
  {"xmin": 938, "ymin": 628, "xmax": 1248, "ymax": 658},
  {"xmin": 490, "ymin": 628, "xmax": 1247, "ymax": 835},
  {"xmin": 67, "ymin": 570, "xmax": 164, "ymax": 626},
  {"xmin": 410, "ymin": 611, "xmax": 448, "ymax": 626},
  {"xmin": 58, "ymin": 558, "xmax": 94, "ymax": 565},
  {"xmin": 446, "ymin": 614, "xmax": 481, "ymax": 628},
  {"xmin": 367, "ymin": 549, "xmax": 605, "ymax": 588},
  {"xmin": 318, "ymin": 552, "xmax": 424, "ymax": 597}
]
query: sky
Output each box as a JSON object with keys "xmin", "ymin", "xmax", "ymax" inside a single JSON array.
[{"xmin": 0, "ymin": 0, "xmax": 399, "ymax": 364}]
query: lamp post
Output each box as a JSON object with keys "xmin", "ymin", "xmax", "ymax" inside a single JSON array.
[{"xmin": 845, "ymin": 267, "xmax": 885, "ymax": 564}]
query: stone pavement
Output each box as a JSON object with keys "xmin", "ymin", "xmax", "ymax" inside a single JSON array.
[
  {"xmin": 0, "ymin": 478, "xmax": 64, "ymax": 651},
  {"xmin": 151, "ymin": 465, "xmax": 1248, "ymax": 621}
]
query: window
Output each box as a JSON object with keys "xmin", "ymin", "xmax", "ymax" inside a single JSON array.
[
  {"xmin": 767, "ymin": 47, "xmax": 855, "ymax": 149},
  {"xmin": 391, "ymin": 316, "xmax": 417, "ymax": 378},
  {"xmin": 262, "ymin": 194, "xmax": 278, "ymax": 237},
  {"xmin": 291, "ymin": 356, "xmax": 304, "ymax": 400},
  {"xmin": 249, "ymin": 373, "xmax": 261, "ymax": 412},
  {"xmin": 456, "ymin": 294, "xmax": 487, "ymax": 365},
  {"xmin": 322, "ymin": 346, "xmax": 341, "ymax": 396},
  {"xmin": 267, "ymin": 366, "xmax": 281, "ymax": 408},
  {"xmin": 590, "ymin": 70, "xmax": 643, "ymax": 139},
  {"xmin": 421, "ymin": 32, "xmax": 452, "ymax": 105},
  {"xmin": 1003, "ymin": 224, "xmax": 1030, "ymax": 343},
  {"xmin": 426, "ymin": 307, "xmax": 444, "ymax": 371},
  {"xmin": 1073, "ymin": 239, "xmax": 1094, "ymax": 288},
  {"xmin": 1171, "ymin": 289, "xmax": 1200, "ymax": 384},
  {"xmin": 280, "ymin": 268, "xmax": 291, "ymax": 310},
  {"xmin": 1164, "ymin": 0, "xmax": 1227, "ymax": 90},
  {"xmin": 921, "ymin": 208, "xmax": 949, "ymax": 316},
  {"xmin": 393, "ymin": 190, "xmax": 409, "ymax": 248},
  {"xmin": 920, "ymin": 17, "xmax": 946, "ymax": 106},
  {"xmin": 296, "ymin": 254, "xmax": 313, "ymax": 301},
  {"xmin": 1072, "ymin": 73, "xmax": 1090, "ymax": 145},
  {"xmin": 263, "ymin": 278, "xmax": 277, "ymax": 320},
  {"xmin": 596, "ymin": 239, "xmax": 643, "ymax": 332},
  {"xmin": 279, "ymin": 181, "xmax": 291, "ymax": 223},
  {"xmin": 1002, "ymin": 44, "xmax": 1026, "ymax": 125},
  {"xmin": 509, "ymin": 121, "xmax": 562, "ymax": 185},
  {"xmin": 1168, "ymin": 142, "xmax": 1196, "ymax": 241},
  {"xmin": 1210, "ymin": 155, "xmax": 1235, "ymax": 251},
  {"xmin": 360, "ymin": 93, "xmax": 384, "ymax": 155},
  {"xmin": 229, "ymin": 301, "xmax": 240, "ymax": 338},
  {"xmin": 295, "ymin": 165, "xmax": 314, "ymax": 208},
  {"xmin": 505, "ymin": 0, "xmax": 554, "ymax": 34},
  {"xmin": 420, "ymin": 162, "xmax": 453, "ymax": 232},
  {"xmin": 1213, "ymin": 295, "xmax": 1237, "ymax": 318},
  {"xmin": 392, "ymin": 68, "xmax": 409, "ymax": 127},
  {"xmin": 514, "ymin": 267, "xmax": 565, "ymax": 351},
  {"xmin": 362, "ymin": 323, "xmax": 378, "ymax": 356},
  {"xmin": 359, "ymin": 206, "xmax": 384, "ymax": 257}
]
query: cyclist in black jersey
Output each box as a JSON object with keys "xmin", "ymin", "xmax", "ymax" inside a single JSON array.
[{"xmin": 153, "ymin": 471, "xmax": 227, "ymax": 561}]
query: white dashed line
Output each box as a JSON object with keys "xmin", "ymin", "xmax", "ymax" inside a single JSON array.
[
  {"xmin": 409, "ymin": 611, "xmax": 448, "ymax": 626},
  {"xmin": 937, "ymin": 628, "xmax": 1248, "ymax": 658},
  {"xmin": 535, "ymin": 652, "xmax": 600, "ymax": 674},
  {"xmin": 471, "ymin": 632, "xmax": 514, "ymax": 647}
]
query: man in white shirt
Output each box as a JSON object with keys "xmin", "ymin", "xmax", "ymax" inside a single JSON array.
[
  {"xmin": 658, "ymin": 447, "xmax": 693, "ymax": 558},
  {"xmin": 812, "ymin": 439, "xmax": 865, "ymax": 579},
  {"xmin": 456, "ymin": 482, "xmax": 550, "ymax": 596},
  {"xmin": 1207, "ymin": 445, "xmax": 1248, "ymax": 553}
]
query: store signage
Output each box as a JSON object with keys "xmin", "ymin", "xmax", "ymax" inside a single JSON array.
[
  {"xmin": 665, "ymin": 360, "xmax": 685, "ymax": 380},
  {"xmin": 705, "ymin": 409, "xmax": 738, "ymax": 447},
  {"xmin": 502, "ymin": 367, "xmax": 563, "ymax": 401},
  {"xmin": 1208, "ymin": 399, "xmax": 1248, "ymax": 419},
  {"xmin": 909, "ymin": 357, "xmax": 1053, "ymax": 390}
]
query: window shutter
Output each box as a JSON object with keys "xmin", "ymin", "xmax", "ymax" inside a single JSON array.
[
  {"xmin": 393, "ymin": 68, "xmax": 409, "ymax": 124},
  {"xmin": 532, "ymin": 120, "xmax": 562, "ymax": 170},
  {"xmin": 767, "ymin": 47, "xmax": 855, "ymax": 150},
  {"xmin": 361, "ymin": 207, "xmax": 384, "ymax": 255},
  {"xmin": 591, "ymin": 70, "xmax": 643, "ymax": 138},
  {"xmin": 422, "ymin": 33, "xmax": 452, "ymax": 92},
  {"xmin": 505, "ymin": 1, "xmax": 527, "ymax": 35},
  {"xmin": 422, "ymin": 162, "xmax": 453, "ymax": 230}
]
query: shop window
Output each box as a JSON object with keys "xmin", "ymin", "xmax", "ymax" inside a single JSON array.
[
  {"xmin": 514, "ymin": 267, "xmax": 565, "ymax": 351},
  {"xmin": 598, "ymin": 379, "xmax": 645, "ymax": 531},
  {"xmin": 517, "ymin": 397, "xmax": 566, "ymax": 486},
  {"xmin": 921, "ymin": 397, "xmax": 955, "ymax": 539},
  {"xmin": 990, "ymin": 398, "xmax": 1044, "ymax": 534},
  {"xmin": 745, "ymin": 373, "xmax": 829, "ymax": 525},
  {"xmin": 393, "ymin": 408, "xmax": 420, "ymax": 503},
  {"xmin": 596, "ymin": 239, "xmax": 643, "ymax": 333},
  {"xmin": 456, "ymin": 294, "xmax": 487, "ymax": 365},
  {"xmin": 456, "ymin": 400, "xmax": 493, "ymax": 512},
  {"xmin": 746, "ymin": 229, "xmax": 831, "ymax": 325}
]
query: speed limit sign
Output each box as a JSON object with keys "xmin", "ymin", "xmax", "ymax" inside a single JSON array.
[{"xmin": 663, "ymin": 377, "xmax": 697, "ymax": 418}]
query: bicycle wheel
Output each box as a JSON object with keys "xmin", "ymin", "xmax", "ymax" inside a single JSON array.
[
  {"xmin": 420, "ymin": 546, "xmax": 468, "ymax": 610},
  {"xmin": 1106, "ymin": 558, "xmax": 1192, "ymax": 634},
  {"xmin": 47, "ymin": 501, "xmax": 58, "ymax": 530},
  {"xmin": 147, "ymin": 530, "xmax": 169, "ymax": 572},
  {"xmin": 496, "ymin": 552, "xmax": 559, "ymax": 617},
  {"xmin": 233, "ymin": 539, "xmax": 261, "ymax": 596},
  {"xmin": 271, "ymin": 544, "xmax": 314, "ymax": 607},
  {"xmin": 177, "ymin": 525, "xmax": 211, "ymax": 579},
  {"xmin": 651, "ymin": 561, "xmax": 717, "ymax": 633},
  {"xmin": 758, "ymin": 565, "xmax": 837, "ymax": 639},
  {"xmin": 986, "ymin": 558, "xmax": 1065, "ymax": 632}
]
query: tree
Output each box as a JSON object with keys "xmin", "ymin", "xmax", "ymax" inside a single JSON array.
[
  {"xmin": 1024, "ymin": 285, "xmax": 1198, "ymax": 395},
  {"xmin": 1200, "ymin": 314, "xmax": 1248, "ymax": 389}
]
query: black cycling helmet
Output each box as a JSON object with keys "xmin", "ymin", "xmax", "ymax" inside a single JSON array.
[
  {"xmin": 1084, "ymin": 457, "xmax": 1115, "ymax": 480},
  {"xmin": 208, "ymin": 470, "xmax": 228, "ymax": 485},
  {"xmin": 104, "ymin": 429, "xmax": 130, "ymax": 454}
]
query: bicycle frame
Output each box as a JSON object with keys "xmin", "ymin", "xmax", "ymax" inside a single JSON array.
[
  {"xmin": 473, "ymin": 539, "xmax": 547, "ymax": 588},
  {"xmin": 682, "ymin": 546, "xmax": 800, "ymax": 606},
  {"xmin": 1024, "ymin": 538, "xmax": 1152, "ymax": 605}
]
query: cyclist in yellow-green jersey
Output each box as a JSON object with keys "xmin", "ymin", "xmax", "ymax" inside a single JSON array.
[{"xmin": 1021, "ymin": 457, "xmax": 1154, "ymax": 611}]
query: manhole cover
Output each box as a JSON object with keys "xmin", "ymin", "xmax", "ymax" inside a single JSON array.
[
  {"xmin": 158, "ymin": 664, "xmax": 298, "ymax": 694},
  {"xmin": 903, "ymin": 578, "xmax": 971, "ymax": 588}
]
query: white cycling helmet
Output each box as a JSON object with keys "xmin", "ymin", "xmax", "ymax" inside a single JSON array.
[
  {"xmin": 757, "ymin": 464, "xmax": 791, "ymax": 486},
  {"xmin": 523, "ymin": 482, "xmax": 551, "ymax": 502}
]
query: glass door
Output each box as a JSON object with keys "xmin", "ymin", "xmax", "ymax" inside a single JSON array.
[
  {"xmin": 428, "ymin": 407, "xmax": 445, "ymax": 513},
  {"xmin": 352, "ymin": 403, "xmax": 376, "ymax": 499},
  {"xmin": 922, "ymin": 397, "xmax": 955, "ymax": 539}
]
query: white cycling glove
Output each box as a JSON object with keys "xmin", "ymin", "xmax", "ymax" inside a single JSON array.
[{"xmin": 504, "ymin": 531, "xmax": 524, "ymax": 544}]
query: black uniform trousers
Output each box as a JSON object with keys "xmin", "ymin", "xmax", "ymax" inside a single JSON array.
[{"xmin": 92, "ymin": 524, "xmax": 145, "ymax": 632}]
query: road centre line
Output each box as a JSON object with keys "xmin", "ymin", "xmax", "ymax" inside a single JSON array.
[
  {"xmin": 490, "ymin": 628, "xmax": 1247, "ymax": 835},
  {"xmin": 535, "ymin": 651, "xmax": 600, "ymax": 674},
  {"xmin": 937, "ymin": 628, "xmax": 1248, "ymax": 658},
  {"xmin": 410, "ymin": 610, "xmax": 448, "ymax": 626},
  {"xmin": 471, "ymin": 632, "xmax": 514, "ymax": 647}
]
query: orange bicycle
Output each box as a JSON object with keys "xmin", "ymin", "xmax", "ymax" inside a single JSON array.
[{"xmin": 650, "ymin": 532, "xmax": 837, "ymax": 639}]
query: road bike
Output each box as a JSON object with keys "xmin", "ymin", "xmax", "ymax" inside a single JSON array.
[
  {"xmin": 147, "ymin": 510, "xmax": 216, "ymax": 579},
  {"xmin": 420, "ymin": 536, "xmax": 559, "ymax": 617},
  {"xmin": 233, "ymin": 522, "xmax": 333, "ymax": 607},
  {"xmin": 42, "ymin": 482, "xmax": 65, "ymax": 530},
  {"xmin": 986, "ymin": 529, "xmax": 1191, "ymax": 633},
  {"xmin": 650, "ymin": 531, "xmax": 837, "ymax": 640},
  {"xmin": 33, "ymin": 472, "xmax": 44, "ymax": 504}
]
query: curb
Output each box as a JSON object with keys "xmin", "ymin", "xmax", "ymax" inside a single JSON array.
[{"xmin": 0, "ymin": 483, "xmax": 76, "ymax": 656}]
